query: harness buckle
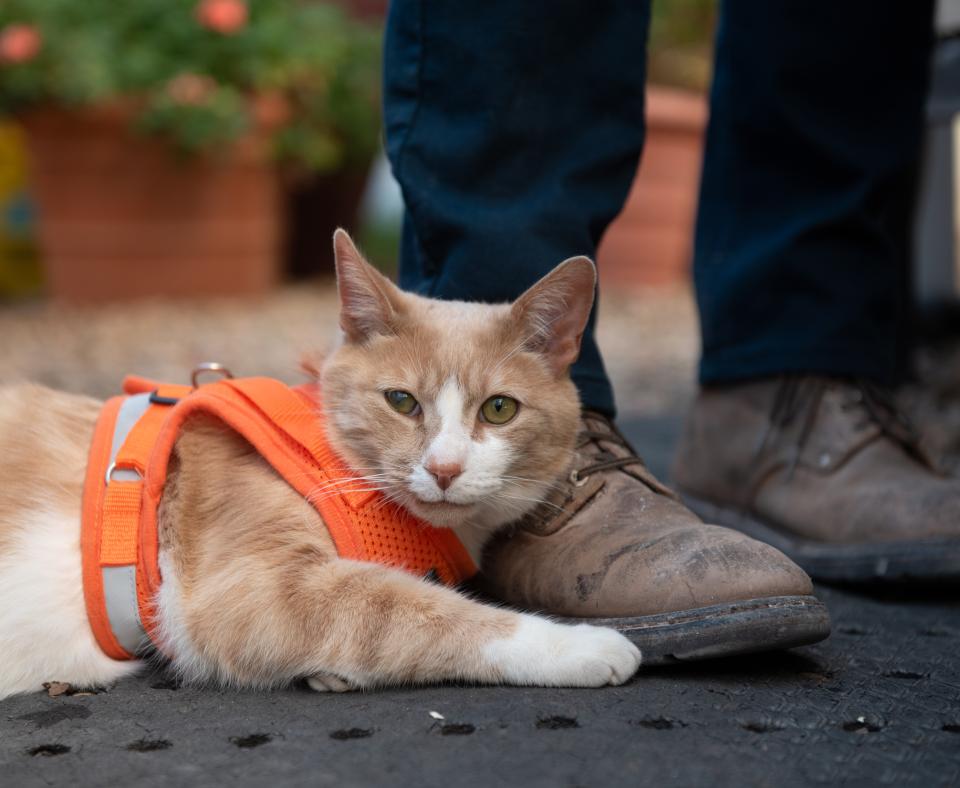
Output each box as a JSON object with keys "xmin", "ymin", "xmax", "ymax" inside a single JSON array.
[{"xmin": 149, "ymin": 390, "xmax": 180, "ymax": 406}]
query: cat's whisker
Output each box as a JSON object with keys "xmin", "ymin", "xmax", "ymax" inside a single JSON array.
[
  {"xmin": 278, "ymin": 462, "xmax": 408, "ymax": 485},
  {"xmin": 266, "ymin": 467, "xmax": 349, "ymax": 485},
  {"xmin": 305, "ymin": 477, "xmax": 397, "ymax": 497},
  {"xmin": 499, "ymin": 479, "xmax": 568, "ymax": 499},
  {"xmin": 304, "ymin": 479, "xmax": 393, "ymax": 498},
  {"xmin": 306, "ymin": 487, "xmax": 395, "ymax": 505},
  {"xmin": 497, "ymin": 492, "xmax": 565, "ymax": 513},
  {"xmin": 305, "ymin": 477, "xmax": 395, "ymax": 492},
  {"xmin": 368, "ymin": 490, "xmax": 412, "ymax": 514},
  {"xmin": 334, "ymin": 465, "xmax": 407, "ymax": 471},
  {"xmin": 487, "ymin": 497, "xmax": 539, "ymax": 519},
  {"xmin": 309, "ymin": 487, "xmax": 393, "ymax": 499},
  {"xmin": 307, "ymin": 472, "xmax": 399, "ymax": 486},
  {"xmin": 499, "ymin": 475, "xmax": 566, "ymax": 492}
]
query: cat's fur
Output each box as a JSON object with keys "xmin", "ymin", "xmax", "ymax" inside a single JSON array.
[{"xmin": 0, "ymin": 230, "xmax": 640, "ymax": 698}]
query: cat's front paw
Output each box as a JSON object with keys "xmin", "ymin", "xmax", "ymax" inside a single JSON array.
[
  {"xmin": 555, "ymin": 624, "xmax": 642, "ymax": 687},
  {"xmin": 486, "ymin": 616, "xmax": 641, "ymax": 688},
  {"xmin": 306, "ymin": 672, "xmax": 357, "ymax": 693}
]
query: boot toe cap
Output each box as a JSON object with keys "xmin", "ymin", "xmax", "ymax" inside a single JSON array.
[{"xmin": 596, "ymin": 524, "xmax": 814, "ymax": 616}]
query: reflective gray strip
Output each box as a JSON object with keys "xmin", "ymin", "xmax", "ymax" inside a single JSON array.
[
  {"xmin": 102, "ymin": 565, "xmax": 146, "ymax": 655},
  {"xmin": 101, "ymin": 393, "xmax": 153, "ymax": 656},
  {"xmin": 106, "ymin": 393, "xmax": 151, "ymax": 482}
]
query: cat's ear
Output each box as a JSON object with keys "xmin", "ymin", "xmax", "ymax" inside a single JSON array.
[
  {"xmin": 511, "ymin": 257, "xmax": 597, "ymax": 377},
  {"xmin": 332, "ymin": 228, "xmax": 400, "ymax": 342}
]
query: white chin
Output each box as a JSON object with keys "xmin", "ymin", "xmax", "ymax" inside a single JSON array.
[{"xmin": 408, "ymin": 497, "xmax": 474, "ymax": 527}]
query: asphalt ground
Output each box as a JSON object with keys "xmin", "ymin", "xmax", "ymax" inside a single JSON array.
[{"xmin": 2, "ymin": 585, "xmax": 957, "ymax": 787}]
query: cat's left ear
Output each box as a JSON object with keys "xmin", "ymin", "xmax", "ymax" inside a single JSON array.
[
  {"xmin": 511, "ymin": 257, "xmax": 597, "ymax": 377},
  {"xmin": 332, "ymin": 228, "xmax": 402, "ymax": 342}
]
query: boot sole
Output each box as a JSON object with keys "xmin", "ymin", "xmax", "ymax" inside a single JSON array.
[
  {"xmin": 683, "ymin": 493, "xmax": 960, "ymax": 583},
  {"xmin": 559, "ymin": 594, "xmax": 830, "ymax": 666}
]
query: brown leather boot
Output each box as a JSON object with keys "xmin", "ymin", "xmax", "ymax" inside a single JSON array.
[
  {"xmin": 479, "ymin": 412, "xmax": 830, "ymax": 665},
  {"xmin": 673, "ymin": 377, "xmax": 960, "ymax": 583}
]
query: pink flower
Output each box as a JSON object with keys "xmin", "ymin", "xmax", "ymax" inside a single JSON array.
[
  {"xmin": 166, "ymin": 73, "xmax": 218, "ymax": 105},
  {"xmin": 252, "ymin": 92, "xmax": 291, "ymax": 129},
  {"xmin": 0, "ymin": 24, "xmax": 42, "ymax": 65},
  {"xmin": 196, "ymin": 0, "xmax": 248, "ymax": 35}
]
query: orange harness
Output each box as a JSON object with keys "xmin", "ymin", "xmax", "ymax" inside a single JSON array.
[{"xmin": 81, "ymin": 374, "xmax": 477, "ymax": 661}]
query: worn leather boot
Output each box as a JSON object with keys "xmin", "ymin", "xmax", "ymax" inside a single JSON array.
[
  {"xmin": 673, "ymin": 377, "xmax": 960, "ymax": 583},
  {"xmin": 479, "ymin": 412, "xmax": 830, "ymax": 665}
]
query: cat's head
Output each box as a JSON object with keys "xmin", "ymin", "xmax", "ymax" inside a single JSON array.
[{"xmin": 319, "ymin": 230, "xmax": 595, "ymax": 533}]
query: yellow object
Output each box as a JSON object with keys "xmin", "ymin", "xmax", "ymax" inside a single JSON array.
[{"xmin": 0, "ymin": 122, "xmax": 40, "ymax": 298}]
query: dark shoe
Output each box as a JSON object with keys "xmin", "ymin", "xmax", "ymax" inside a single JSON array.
[
  {"xmin": 479, "ymin": 412, "xmax": 830, "ymax": 664},
  {"xmin": 673, "ymin": 377, "xmax": 960, "ymax": 583}
]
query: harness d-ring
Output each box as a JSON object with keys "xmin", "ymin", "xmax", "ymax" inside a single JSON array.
[{"xmin": 191, "ymin": 362, "xmax": 234, "ymax": 389}]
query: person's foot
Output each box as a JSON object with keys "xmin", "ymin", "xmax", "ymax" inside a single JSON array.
[
  {"xmin": 673, "ymin": 376, "xmax": 960, "ymax": 583},
  {"xmin": 478, "ymin": 411, "xmax": 830, "ymax": 665}
]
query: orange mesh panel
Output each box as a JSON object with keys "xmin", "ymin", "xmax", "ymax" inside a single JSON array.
[{"xmin": 347, "ymin": 504, "xmax": 467, "ymax": 583}]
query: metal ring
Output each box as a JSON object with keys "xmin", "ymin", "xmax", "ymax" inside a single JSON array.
[
  {"xmin": 105, "ymin": 462, "xmax": 143, "ymax": 484},
  {"xmin": 191, "ymin": 362, "xmax": 234, "ymax": 389},
  {"xmin": 568, "ymin": 468, "xmax": 589, "ymax": 487}
]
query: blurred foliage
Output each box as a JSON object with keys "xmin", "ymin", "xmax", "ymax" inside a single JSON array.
[
  {"xmin": 649, "ymin": 0, "xmax": 717, "ymax": 93},
  {"xmin": 357, "ymin": 220, "xmax": 400, "ymax": 278},
  {"xmin": 0, "ymin": 0, "xmax": 382, "ymax": 174}
]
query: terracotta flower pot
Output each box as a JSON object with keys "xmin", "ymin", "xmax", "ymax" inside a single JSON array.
[
  {"xmin": 285, "ymin": 165, "xmax": 371, "ymax": 278},
  {"xmin": 20, "ymin": 105, "xmax": 282, "ymax": 303},
  {"xmin": 597, "ymin": 87, "xmax": 708, "ymax": 289}
]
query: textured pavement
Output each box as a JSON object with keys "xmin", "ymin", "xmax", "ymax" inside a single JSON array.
[
  {"xmin": 1, "ymin": 286, "xmax": 959, "ymax": 786},
  {"xmin": 2, "ymin": 581, "xmax": 958, "ymax": 787}
]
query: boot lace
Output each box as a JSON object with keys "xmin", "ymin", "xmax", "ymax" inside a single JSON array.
[
  {"xmin": 569, "ymin": 412, "xmax": 646, "ymax": 483},
  {"xmin": 758, "ymin": 376, "xmax": 926, "ymax": 477}
]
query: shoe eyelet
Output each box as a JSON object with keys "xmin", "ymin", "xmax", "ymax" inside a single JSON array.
[{"xmin": 569, "ymin": 469, "xmax": 589, "ymax": 487}]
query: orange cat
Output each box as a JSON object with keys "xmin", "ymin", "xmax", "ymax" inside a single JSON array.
[{"xmin": 0, "ymin": 230, "xmax": 640, "ymax": 697}]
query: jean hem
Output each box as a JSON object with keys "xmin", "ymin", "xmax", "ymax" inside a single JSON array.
[{"xmin": 699, "ymin": 346, "xmax": 900, "ymax": 386}]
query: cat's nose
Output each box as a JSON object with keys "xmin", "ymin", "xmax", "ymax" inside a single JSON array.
[{"xmin": 426, "ymin": 461, "xmax": 463, "ymax": 491}]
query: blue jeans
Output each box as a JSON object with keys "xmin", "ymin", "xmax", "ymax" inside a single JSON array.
[{"xmin": 383, "ymin": 0, "xmax": 934, "ymax": 417}]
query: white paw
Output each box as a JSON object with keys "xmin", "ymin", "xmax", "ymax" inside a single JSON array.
[
  {"xmin": 554, "ymin": 624, "xmax": 642, "ymax": 686},
  {"xmin": 485, "ymin": 616, "xmax": 642, "ymax": 688},
  {"xmin": 307, "ymin": 672, "xmax": 356, "ymax": 693}
]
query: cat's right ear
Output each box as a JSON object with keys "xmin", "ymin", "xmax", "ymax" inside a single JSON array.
[{"xmin": 332, "ymin": 229, "xmax": 399, "ymax": 342}]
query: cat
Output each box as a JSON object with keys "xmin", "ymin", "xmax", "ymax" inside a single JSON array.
[{"xmin": 0, "ymin": 230, "xmax": 640, "ymax": 698}]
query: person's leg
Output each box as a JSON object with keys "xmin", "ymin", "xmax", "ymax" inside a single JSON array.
[
  {"xmin": 382, "ymin": 0, "xmax": 830, "ymax": 657},
  {"xmin": 674, "ymin": 1, "xmax": 960, "ymax": 583},
  {"xmin": 694, "ymin": 0, "xmax": 934, "ymax": 384},
  {"xmin": 383, "ymin": 0, "xmax": 652, "ymax": 416}
]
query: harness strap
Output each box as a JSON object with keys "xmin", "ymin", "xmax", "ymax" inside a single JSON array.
[{"xmin": 82, "ymin": 375, "xmax": 477, "ymax": 662}]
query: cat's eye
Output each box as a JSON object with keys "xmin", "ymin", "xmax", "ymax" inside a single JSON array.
[
  {"xmin": 480, "ymin": 395, "xmax": 518, "ymax": 425},
  {"xmin": 385, "ymin": 389, "xmax": 420, "ymax": 416}
]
